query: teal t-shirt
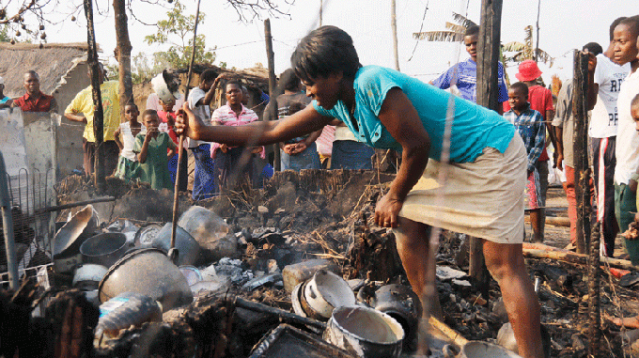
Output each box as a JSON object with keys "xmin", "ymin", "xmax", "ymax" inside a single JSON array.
[{"xmin": 312, "ymin": 65, "xmax": 515, "ymax": 163}]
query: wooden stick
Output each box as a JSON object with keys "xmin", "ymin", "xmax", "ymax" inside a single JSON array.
[
  {"xmin": 170, "ymin": 0, "xmax": 201, "ymax": 260},
  {"xmin": 523, "ymin": 248, "xmax": 637, "ymax": 271},
  {"xmin": 428, "ymin": 316, "xmax": 469, "ymax": 348}
]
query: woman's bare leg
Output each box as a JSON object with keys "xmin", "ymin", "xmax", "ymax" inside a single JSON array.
[{"xmin": 483, "ymin": 239, "xmax": 544, "ymax": 358}]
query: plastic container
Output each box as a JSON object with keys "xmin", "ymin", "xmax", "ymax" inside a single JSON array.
[{"xmin": 96, "ymin": 292, "xmax": 162, "ymax": 339}]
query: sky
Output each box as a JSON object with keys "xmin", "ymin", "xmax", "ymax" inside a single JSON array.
[{"xmin": 9, "ymin": 0, "xmax": 638, "ymax": 84}]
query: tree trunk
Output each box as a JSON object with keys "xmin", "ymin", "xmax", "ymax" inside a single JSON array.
[
  {"xmin": 113, "ymin": 0, "xmax": 133, "ymax": 122},
  {"xmin": 472, "ymin": 0, "xmax": 503, "ymax": 285},
  {"xmin": 83, "ymin": 0, "xmax": 105, "ymax": 192},
  {"xmin": 573, "ymin": 50, "xmax": 591, "ymax": 254}
]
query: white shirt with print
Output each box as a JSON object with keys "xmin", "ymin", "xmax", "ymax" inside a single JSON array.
[{"xmin": 589, "ymin": 54, "xmax": 630, "ymax": 138}]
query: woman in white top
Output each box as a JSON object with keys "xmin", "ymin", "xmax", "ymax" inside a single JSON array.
[{"xmin": 114, "ymin": 103, "xmax": 145, "ymax": 182}]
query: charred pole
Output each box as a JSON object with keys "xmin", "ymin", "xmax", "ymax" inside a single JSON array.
[
  {"xmin": 472, "ymin": 0, "xmax": 503, "ymax": 293},
  {"xmin": 264, "ymin": 19, "xmax": 280, "ymax": 171},
  {"xmin": 573, "ymin": 50, "xmax": 591, "ymax": 254},
  {"xmin": 170, "ymin": 0, "xmax": 202, "ymax": 261},
  {"xmin": 83, "ymin": 0, "xmax": 105, "ymax": 192}
]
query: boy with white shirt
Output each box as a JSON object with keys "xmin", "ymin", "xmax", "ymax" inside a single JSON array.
[
  {"xmin": 613, "ymin": 16, "xmax": 639, "ymax": 263},
  {"xmin": 589, "ymin": 18, "xmax": 633, "ymax": 257}
]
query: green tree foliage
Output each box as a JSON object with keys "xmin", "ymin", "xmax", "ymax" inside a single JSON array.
[
  {"xmin": 0, "ymin": 25, "xmax": 10, "ymax": 42},
  {"xmin": 144, "ymin": 1, "xmax": 216, "ymax": 70}
]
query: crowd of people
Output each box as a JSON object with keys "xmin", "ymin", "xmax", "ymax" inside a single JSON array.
[
  {"xmin": 2, "ymin": 60, "xmax": 379, "ymax": 200},
  {"xmin": 170, "ymin": 19, "xmax": 639, "ymax": 357},
  {"xmin": 4, "ymin": 15, "xmax": 639, "ymax": 358}
]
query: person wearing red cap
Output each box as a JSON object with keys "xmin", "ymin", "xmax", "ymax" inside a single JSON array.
[
  {"xmin": 504, "ymin": 60, "xmax": 556, "ymax": 243},
  {"xmin": 587, "ymin": 17, "xmax": 633, "ymax": 257}
]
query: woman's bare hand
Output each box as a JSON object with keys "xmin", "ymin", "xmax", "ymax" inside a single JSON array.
[
  {"xmin": 176, "ymin": 102, "xmax": 206, "ymax": 139},
  {"xmin": 374, "ymin": 192, "xmax": 404, "ymax": 228}
]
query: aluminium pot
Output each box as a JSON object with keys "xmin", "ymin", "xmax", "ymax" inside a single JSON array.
[
  {"xmin": 324, "ymin": 306, "xmax": 404, "ymax": 358},
  {"xmin": 98, "ymin": 248, "xmax": 193, "ymax": 312},
  {"xmin": 80, "ymin": 232, "xmax": 128, "ymax": 268}
]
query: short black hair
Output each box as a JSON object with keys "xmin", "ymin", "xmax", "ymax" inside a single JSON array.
[
  {"xmin": 279, "ymin": 69, "xmax": 301, "ymax": 92},
  {"xmin": 291, "ymin": 25, "xmax": 360, "ymax": 82},
  {"xmin": 510, "ymin": 82, "xmax": 529, "ymax": 96},
  {"xmin": 465, "ymin": 25, "xmax": 479, "ymax": 37},
  {"xmin": 142, "ymin": 109, "xmax": 158, "ymax": 119},
  {"xmin": 24, "ymin": 70, "xmax": 39, "ymax": 79},
  {"xmin": 124, "ymin": 102, "xmax": 138, "ymax": 110},
  {"xmin": 632, "ymin": 93, "xmax": 639, "ymax": 109},
  {"xmin": 200, "ymin": 69, "xmax": 217, "ymax": 82},
  {"xmin": 225, "ymin": 80, "xmax": 242, "ymax": 92},
  {"xmin": 582, "ymin": 42, "xmax": 603, "ymax": 56},
  {"xmin": 619, "ymin": 15, "xmax": 639, "ymax": 38},
  {"xmin": 610, "ymin": 17, "xmax": 628, "ymax": 40}
]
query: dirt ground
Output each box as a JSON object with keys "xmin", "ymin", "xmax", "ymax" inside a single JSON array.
[{"xmin": 38, "ymin": 174, "xmax": 639, "ymax": 357}]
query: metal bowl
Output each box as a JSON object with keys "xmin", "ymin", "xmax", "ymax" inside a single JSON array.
[
  {"xmin": 98, "ymin": 248, "xmax": 193, "ymax": 312},
  {"xmin": 151, "ymin": 223, "xmax": 202, "ymax": 266},
  {"xmin": 324, "ymin": 306, "xmax": 404, "ymax": 358},
  {"xmin": 73, "ymin": 264, "xmax": 108, "ymax": 291},
  {"xmin": 304, "ymin": 269, "xmax": 356, "ymax": 319},
  {"xmin": 80, "ymin": 232, "xmax": 128, "ymax": 268}
]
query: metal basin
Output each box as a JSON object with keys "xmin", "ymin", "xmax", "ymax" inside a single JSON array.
[
  {"xmin": 73, "ymin": 264, "xmax": 108, "ymax": 291},
  {"xmin": 304, "ymin": 269, "xmax": 356, "ymax": 319},
  {"xmin": 448, "ymin": 341, "xmax": 523, "ymax": 358},
  {"xmin": 324, "ymin": 306, "xmax": 404, "ymax": 358},
  {"xmin": 152, "ymin": 223, "xmax": 202, "ymax": 266},
  {"xmin": 369, "ymin": 284, "xmax": 422, "ymax": 347},
  {"xmin": 80, "ymin": 233, "xmax": 128, "ymax": 268},
  {"xmin": 98, "ymin": 248, "xmax": 193, "ymax": 312},
  {"xmin": 52, "ymin": 205, "xmax": 100, "ymax": 273}
]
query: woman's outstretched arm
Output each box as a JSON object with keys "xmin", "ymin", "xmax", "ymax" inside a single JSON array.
[{"xmin": 176, "ymin": 102, "xmax": 333, "ymax": 147}]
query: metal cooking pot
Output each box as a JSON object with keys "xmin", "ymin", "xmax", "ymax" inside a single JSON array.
[
  {"xmin": 368, "ymin": 284, "xmax": 422, "ymax": 347},
  {"xmin": 324, "ymin": 306, "xmax": 404, "ymax": 358},
  {"xmin": 52, "ymin": 205, "xmax": 99, "ymax": 272},
  {"xmin": 443, "ymin": 341, "xmax": 523, "ymax": 358},
  {"xmin": 98, "ymin": 248, "xmax": 193, "ymax": 312},
  {"xmin": 80, "ymin": 232, "xmax": 129, "ymax": 268},
  {"xmin": 152, "ymin": 223, "xmax": 201, "ymax": 266}
]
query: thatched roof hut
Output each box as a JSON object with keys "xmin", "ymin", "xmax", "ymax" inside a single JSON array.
[{"xmin": 0, "ymin": 42, "xmax": 90, "ymax": 98}]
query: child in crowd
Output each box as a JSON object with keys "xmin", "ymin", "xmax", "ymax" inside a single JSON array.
[
  {"xmin": 158, "ymin": 98, "xmax": 188, "ymax": 190},
  {"xmin": 134, "ymin": 110, "xmax": 177, "ymax": 191},
  {"xmin": 210, "ymin": 80, "xmax": 263, "ymax": 192},
  {"xmin": 114, "ymin": 103, "xmax": 145, "ymax": 182},
  {"xmin": 187, "ymin": 70, "xmax": 224, "ymax": 200},
  {"xmin": 503, "ymin": 82, "xmax": 546, "ymax": 243}
]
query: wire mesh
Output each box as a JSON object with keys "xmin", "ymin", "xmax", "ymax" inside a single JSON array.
[{"xmin": 1, "ymin": 167, "xmax": 56, "ymax": 286}]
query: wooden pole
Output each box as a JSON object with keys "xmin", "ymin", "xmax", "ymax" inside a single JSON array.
[
  {"xmin": 587, "ymin": 222, "xmax": 602, "ymax": 356},
  {"xmin": 170, "ymin": 0, "xmax": 201, "ymax": 262},
  {"xmin": 264, "ymin": 19, "xmax": 280, "ymax": 171},
  {"xmin": 535, "ymin": 0, "xmax": 541, "ymax": 62},
  {"xmin": 391, "ymin": 0, "xmax": 400, "ymax": 71},
  {"xmin": 83, "ymin": 0, "xmax": 105, "ymax": 192},
  {"xmin": 319, "ymin": 0, "xmax": 323, "ymax": 27},
  {"xmin": 113, "ymin": 0, "xmax": 133, "ymax": 123},
  {"xmin": 573, "ymin": 50, "xmax": 591, "ymax": 254},
  {"xmin": 471, "ymin": 0, "xmax": 502, "ymax": 285}
]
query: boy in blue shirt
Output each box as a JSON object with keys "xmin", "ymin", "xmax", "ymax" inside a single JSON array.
[
  {"xmin": 504, "ymin": 82, "xmax": 545, "ymax": 243},
  {"xmin": 431, "ymin": 25, "xmax": 508, "ymax": 113}
]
